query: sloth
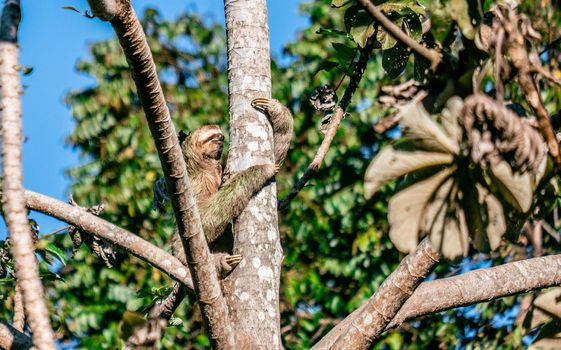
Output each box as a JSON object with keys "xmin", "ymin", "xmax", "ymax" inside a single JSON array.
[
  {"xmin": 148, "ymin": 98, "xmax": 293, "ymax": 321},
  {"xmin": 170, "ymin": 97, "xmax": 294, "ymax": 264}
]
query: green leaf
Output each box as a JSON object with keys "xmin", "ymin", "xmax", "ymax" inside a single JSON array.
[
  {"xmin": 381, "ymin": 40, "xmax": 412, "ymax": 79},
  {"xmin": 332, "ymin": 42, "xmax": 357, "ymax": 63},
  {"xmin": 331, "ymin": 0, "xmax": 352, "ymax": 8},
  {"xmin": 316, "ymin": 60, "xmax": 340, "ymax": 73},
  {"xmin": 62, "ymin": 6, "xmax": 81, "ymax": 14},
  {"xmin": 316, "ymin": 27, "xmax": 350, "ymax": 39},
  {"xmin": 344, "ymin": 6, "xmax": 375, "ymax": 47},
  {"xmin": 378, "ymin": 1, "xmax": 425, "ymax": 15},
  {"xmin": 45, "ymin": 243, "xmax": 67, "ymax": 265}
]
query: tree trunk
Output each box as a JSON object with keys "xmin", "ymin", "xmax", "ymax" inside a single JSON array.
[{"xmin": 222, "ymin": 0, "xmax": 283, "ymax": 348}]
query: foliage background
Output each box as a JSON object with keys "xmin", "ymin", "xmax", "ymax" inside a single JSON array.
[{"xmin": 2, "ymin": 0, "xmax": 561, "ymax": 349}]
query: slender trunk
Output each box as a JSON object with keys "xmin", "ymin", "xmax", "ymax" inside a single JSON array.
[
  {"xmin": 86, "ymin": 1, "xmax": 235, "ymax": 347},
  {"xmin": 222, "ymin": 0, "xmax": 283, "ymax": 348},
  {"xmin": 0, "ymin": 2, "xmax": 56, "ymax": 348}
]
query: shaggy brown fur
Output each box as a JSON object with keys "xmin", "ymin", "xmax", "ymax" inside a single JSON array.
[{"xmin": 171, "ymin": 98, "xmax": 293, "ymax": 263}]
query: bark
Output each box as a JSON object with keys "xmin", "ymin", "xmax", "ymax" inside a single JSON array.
[
  {"xmin": 87, "ymin": 1, "xmax": 234, "ymax": 347},
  {"xmin": 314, "ymin": 254, "xmax": 561, "ymax": 349},
  {"xmin": 24, "ymin": 190, "xmax": 194, "ymax": 289},
  {"xmin": 0, "ymin": 322, "xmax": 32, "ymax": 350},
  {"xmin": 0, "ymin": 1, "xmax": 56, "ymax": 348},
  {"xmin": 222, "ymin": 0, "xmax": 283, "ymax": 348},
  {"xmin": 13, "ymin": 284, "xmax": 25, "ymax": 331},
  {"xmin": 387, "ymin": 254, "xmax": 561, "ymax": 328},
  {"xmin": 316, "ymin": 239, "xmax": 439, "ymax": 350}
]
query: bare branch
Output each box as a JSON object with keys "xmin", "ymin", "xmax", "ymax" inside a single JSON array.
[
  {"xmin": 0, "ymin": 322, "xmax": 32, "ymax": 350},
  {"xmin": 87, "ymin": 0, "xmax": 234, "ymax": 347},
  {"xmin": 313, "ymin": 239, "xmax": 439, "ymax": 349},
  {"xmin": 314, "ymin": 254, "xmax": 561, "ymax": 349},
  {"xmin": 357, "ymin": 0, "xmax": 441, "ymax": 71},
  {"xmin": 0, "ymin": 1, "xmax": 56, "ymax": 348},
  {"xmin": 279, "ymin": 35, "xmax": 377, "ymax": 210},
  {"xmin": 389, "ymin": 254, "xmax": 561, "ymax": 327},
  {"xmin": 23, "ymin": 190, "xmax": 194, "ymax": 289},
  {"xmin": 278, "ymin": 108, "xmax": 344, "ymax": 210}
]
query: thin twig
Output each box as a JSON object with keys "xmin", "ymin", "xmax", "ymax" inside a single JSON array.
[
  {"xmin": 39, "ymin": 225, "xmax": 70, "ymax": 240},
  {"xmin": 278, "ymin": 35, "xmax": 377, "ymax": 210},
  {"xmin": 357, "ymin": 0, "xmax": 441, "ymax": 71}
]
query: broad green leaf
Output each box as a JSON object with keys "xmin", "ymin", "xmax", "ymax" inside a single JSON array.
[
  {"xmin": 345, "ymin": 6, "xmax": 376, "ymax": 47},
  {"xmin": 332, "ymin": 42, "xmax": 357, "ymax": 63},
  {"xmin": 490, "ymin": 161, "xmax": 534, "ymax": 212},
  {"xmin": 400, "ymin": 102, "xmax": 460, "ymax": 154},
  {"xmin": 46, "ymin": 243, "xmax": 67, "ymax": 265},
  {"xmin": 388, "ymin": 167, "xmax": 454, "ymax": 254},
  {"xmin": 403, "ymin": 13, "xmax": 423, "ymax": 42},
  {"xmin": 364, "ymin": 146, "xmax": 453, "ymax": 198},
  {"xmin": 382, "ymin": 41, "xmax": 410, "ymax": 78}
]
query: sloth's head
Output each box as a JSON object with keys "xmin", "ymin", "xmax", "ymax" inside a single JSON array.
[{"xmin": 180, "ymin": 125, "xmax": 224, "ymax": 162}]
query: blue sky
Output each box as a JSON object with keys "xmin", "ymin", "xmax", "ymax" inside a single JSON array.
[{"xmin": 4, "ymin": 1, "xmax": 307, "ymax": 238}]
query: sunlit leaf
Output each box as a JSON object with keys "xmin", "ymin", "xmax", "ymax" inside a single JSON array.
[
  {"xmin": 364, "ymin": 146, "xmax": 453, "ymax": 199},
  {"xmin": 388, "ymin": 167, "xmax": 454, "ymax": 254},
  {"xmin": 422, "ymin": 176, "xmax": 469, "ymax": 259},
  {"xmin": 439, "ymin": 96, "xmax": 463, "ymax": 145},
  {"xmin": 450, "ymin": 0, "xmax": 475, "ymax": 39},
  {"xmin": 490, "ymin": 161, "xmax": 534, "ymax": 212},
  {"xmin": 400, "ymin": 102, "xmax": 460, "ymax": 154},
  {"xmin": 481, "ymin": 188, "xmax": 506, "ymax": 251}
]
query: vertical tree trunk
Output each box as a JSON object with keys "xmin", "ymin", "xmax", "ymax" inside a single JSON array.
[
  {"xmin": 223, "ymin": 1, "xmax": 283, "ymax": 348},
  {"xmin": 0, "ymin": 1, "xmax": 56, "ymax": 348}
]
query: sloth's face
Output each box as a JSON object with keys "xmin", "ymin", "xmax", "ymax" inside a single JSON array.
[{"xmin": 191, "ymin": 125, "xmax": 224, "ymax": 160}]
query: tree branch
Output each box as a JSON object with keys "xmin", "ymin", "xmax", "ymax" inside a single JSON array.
[
  {"xmin": 387, "ymin": 254, "xmax": 561, "ymax": 328},
  {"xmin": 278, "ymin": 108, "xmax": 344, "ymax": 210},
  {"xmin": 86, "ymin": 0, "xmax": 234, "ymax": 347},
  {"xmin": 357, "ymin": 0, "xmax": 441, "ymax": 71},
  {"xmin": 314, "ymin": 254, "xmax": 561, "ymax": 349},
  {"xmin": 0, "ymin": 322, "xmax": 32, "ymax": 350},
  {"xmin": 0, "ymin": 1, "xmax": 56, "ymax": 348},
  {"xmin": 24, "ymin": 190, "xmax": 194, "ymax": 289},
  {"xmin": 279, "ymin": 35, "xmax": 377, "ymax": 210},
  {"xmin": 313, "ymin": 239, "xmax": 439, "ymax": 349}
]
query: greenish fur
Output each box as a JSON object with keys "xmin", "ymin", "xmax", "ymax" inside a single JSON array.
[{"xmin": 171, "ymin": 98, "xmax": 293, "ymax": 264}]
